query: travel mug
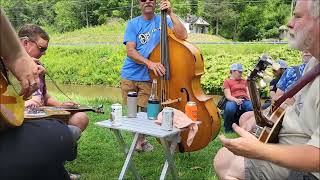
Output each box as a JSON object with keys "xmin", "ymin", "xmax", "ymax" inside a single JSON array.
[{"xmin": 127, "ymin": 91, "xmax": 137, "ymax": 118}]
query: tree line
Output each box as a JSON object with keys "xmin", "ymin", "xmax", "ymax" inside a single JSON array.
[{"xmin": 1, "ymin": 0, "xmax": 292, "ymax": 41}]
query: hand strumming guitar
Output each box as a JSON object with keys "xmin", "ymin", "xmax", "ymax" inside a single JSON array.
[{"xmin": 219, "ymin": 123, "xmax": 265, "ymax": 159}]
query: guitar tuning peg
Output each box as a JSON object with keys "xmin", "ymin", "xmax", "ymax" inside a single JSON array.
[{"xmin": 260, "ymin": 53, "xmax": 273, "ymax": 65}]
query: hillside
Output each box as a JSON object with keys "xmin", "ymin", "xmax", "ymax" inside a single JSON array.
[{"xmin": 50, "ymin": 21, "xmax": 229, "ymax": 44}]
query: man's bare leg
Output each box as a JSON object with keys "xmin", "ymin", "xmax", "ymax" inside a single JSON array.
[
  {"xmin": 239, "ymin": 111, "xmax": 256, "ymax": 132},
  {"xmin": 213, "ymin": 147, "xmax": 245, "ymax": 180},
  {"xmin": 69, "ymin": 112, "xmax": 89, "ymax": 132}
]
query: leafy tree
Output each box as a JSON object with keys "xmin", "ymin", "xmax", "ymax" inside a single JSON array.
[
  {"xmin": 1, "ymin": 0, "xmax": 291, "ymax": 40},
  {"xmin": 200, "ymin": 0, "xmax": 236, "ymax": 36},
  {"xmin": 238, "ymin": 5, "xmax": 265, "ymax": 41},
  {"xmin": 54, "ymin": 1, "xmax": 82, "ymax": 32},
  {"xmin": 189, "ymin": 0, "xmax": 198, "ymax": 15}
]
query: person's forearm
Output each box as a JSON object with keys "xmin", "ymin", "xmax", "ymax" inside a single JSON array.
[
  {"xmin": 0, "ymin": 9, "xmax": 27, "ymax": 65},
  {"xmin": 127, "ymin": 47, "xmax": 149, "ymax": 66},
  {"xmin": 270, "ymin": 91, "xmax": 276, "ymax": 99},
  {"xmin": 260, "ymin": 144, "xmax": 320, "ymax": 172},
  {"xmin": 226, "ymin": 95, "xmax": 237, "ymax": 102},
  {"xmin": 46, "ymin": 96, "xmax": 61, "ymax": 106},
  {"xmin": 169, "ymin": 13, "xmax": 188, "ymax": 40},
  {"xmin": 273, "ymin": 89, "xmax": 284, "ymax": 101}
]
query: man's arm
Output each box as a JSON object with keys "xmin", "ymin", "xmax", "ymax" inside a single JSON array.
[
  {"xmin": 126, "ymin": 42, "xmax": 165, "ymax": 76},
  {"xmin": 270, "ymin": 90, "xmax": 276, "ymax": 99},
  {"xmin": 0, "ymin": 8, "xmax": 43, "ymax": 99},
  {"xmin": 45, "ymin": 94, "xmax": 62, "ymax": 106},
  {"xmin": 168, "ymin": 13, "xmax": 187, "ymax": 40},
  {"xmin": 161, "ymin": 0, "xmax": 187, "ymax": 40},
  {"xmin": 220, "ymin": 124, "xmax": 320, "ymax": 172},
  {"xmin": 273, "ymin": 88, "xmax": 284, "ymax": 101},
  {"xmin": 263, "ymin": 144, "xmax": 320, "ymax": 172}
]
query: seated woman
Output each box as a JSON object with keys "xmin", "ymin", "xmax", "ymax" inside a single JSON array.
[{"xmin": 223, "ymin": 63, "xmax": 253, "ymax": 132}]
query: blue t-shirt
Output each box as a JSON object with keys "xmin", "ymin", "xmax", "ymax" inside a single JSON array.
[
  {"xmin": 276, "ymin": 63, "xmax": 306, "ymax": 92},
  {"xmin": 121, "ymin": 15, "xmax": 173, "ymax": 81}
]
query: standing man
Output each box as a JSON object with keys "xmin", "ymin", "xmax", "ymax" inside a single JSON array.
[
  {"xmin": 120, "ymin": 0, "xmax": 187, "ymax": 152},
  {"xmin": 213, "ymin": 0, "xmax": 320, "ymax": 179},
  {"xmin": 20, "ymin": 24, "xmax": 89, "ymax": 132}
]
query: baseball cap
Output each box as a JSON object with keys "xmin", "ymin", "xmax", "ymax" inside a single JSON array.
[
  {"xmin": 272, "ymin": 59, "xmax": 288, "ymax": 70},
  {"xmin": 230, "ymin": 63, "xmax": 243, "ymax": 72}
]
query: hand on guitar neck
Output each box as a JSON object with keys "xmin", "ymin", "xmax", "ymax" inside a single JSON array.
[{"xmin": 59, "ymin": 101, "xmax": 80, "ymax": 109}]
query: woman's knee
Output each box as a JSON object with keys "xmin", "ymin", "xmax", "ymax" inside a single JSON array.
[
  {"xmin": 225, "ymin": 102, "xmax": 238, "ymax": 113},
  {"xmin": 242, "ymin": 101, "xmax": 253, "ymax": 111}
]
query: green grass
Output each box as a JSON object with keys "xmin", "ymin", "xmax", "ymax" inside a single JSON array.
[
  {"xmin": 52, "ymin": 93, "xmax": 236, "ymax": 179},
  {"xmin": 50, "ymin": 21, "xmax": 127, "ymax": 44},
  {"xmin": 49, "ymin": 21, "xmax": 228, "ymax": 44},
  {"xmin": 41, "ymin": 43, "xmax": 301, "ymax": 96}
]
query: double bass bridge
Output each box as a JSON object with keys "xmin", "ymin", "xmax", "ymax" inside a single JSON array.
[{"xmin": 161, "ymin": 98, "xmax": 182, "ymax": 106}]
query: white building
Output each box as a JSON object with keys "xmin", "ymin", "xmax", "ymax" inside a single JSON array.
[{"xmin": 184, "ymin": 15, "xmax": 210, "ymax": 34}]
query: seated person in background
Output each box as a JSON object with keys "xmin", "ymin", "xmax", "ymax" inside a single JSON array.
[
  {"xmin": 240, "ymin": 52, "xmax": 313, "ymax": 132},
  {"xmin": 20, "ymin": 24, "xmax": 89, "ymax": 132},
  {"xmin": 273, "ymin": 51, "xmax": 313, "ymax": 103},
  {"xmin": 261, "ymin": 59, "xmax": 288, "ymax": 109},
  {"xmin": 0, "ymin": 9, "xmax": 76, "ymax": 179},
  {"xmin": 223, "ymin": 63, "xmax": 253, "ymax": 132}
]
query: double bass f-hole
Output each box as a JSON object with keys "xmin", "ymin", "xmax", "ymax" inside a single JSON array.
[{"xmin": 180, "ymin": 88, "xmax": 190, "ymax": 102}]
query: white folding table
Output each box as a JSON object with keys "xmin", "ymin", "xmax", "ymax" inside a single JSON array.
[{"xmin": 95, "ymin": 112, "xmax": 182, "ymax": 180}]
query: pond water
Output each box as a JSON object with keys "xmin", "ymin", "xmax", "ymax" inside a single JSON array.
[
  {"xmin": 46, "ymin": 82, "xmax": 222, "ymax": 104},
  {"xmin": 46, "ymin": 82, "xmax": 123, "ymax": 101}
]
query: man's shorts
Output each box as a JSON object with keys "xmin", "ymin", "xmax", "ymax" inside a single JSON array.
[
  {"xmin": 120, "ymin": 79, "xmax": 152, "ymax": 108},
  {"xmin": 245, "ymin": 158, "xmax": 318, "ymax": 180}
]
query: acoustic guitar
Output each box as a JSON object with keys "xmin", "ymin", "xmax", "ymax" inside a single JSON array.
[
  {"xmin": 247, "ymin": 54, "xmax": 285, "ymax": 143},
  {"xmin": 0, "ymin": 59, "xmax": 25, "ymax": 130},
  {"xmin": 247, "ymin": 55, "xmax": 320, "ymax": 143}
]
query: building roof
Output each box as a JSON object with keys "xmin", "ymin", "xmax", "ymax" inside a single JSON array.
[{"xmin": 185, "ymin": 15, "xmax": 210, "ymax": 26}]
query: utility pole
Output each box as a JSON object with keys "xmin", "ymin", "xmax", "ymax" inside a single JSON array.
[
  {"xmin": 131, "ymin": 0, "xmax": 134, "ymax": 19},
  {"xmin": 86, "ymin": 3, "xmax": 89, "ymax": 28},
  {"xmin": 290, "ymin": 0, "xmax": 295, "ymax": 17}
]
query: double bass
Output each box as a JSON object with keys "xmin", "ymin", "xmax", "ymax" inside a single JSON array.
[{"xmin": 149, "ymin": 9, "xmax": 221, "ymax": 152}]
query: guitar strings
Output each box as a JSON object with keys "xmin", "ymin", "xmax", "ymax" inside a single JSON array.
[{"xmin": 45, "ymin": 71, "xmax": 73, "ymax": 102}]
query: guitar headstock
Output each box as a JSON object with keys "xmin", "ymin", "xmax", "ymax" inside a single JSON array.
[
  {"xmin": 248, "ymin": 53, "xmax": 273, "ymax": 80},
  {"xmin": 92, "ymin": 104, "xmax": 104, "ymax": 114}
]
